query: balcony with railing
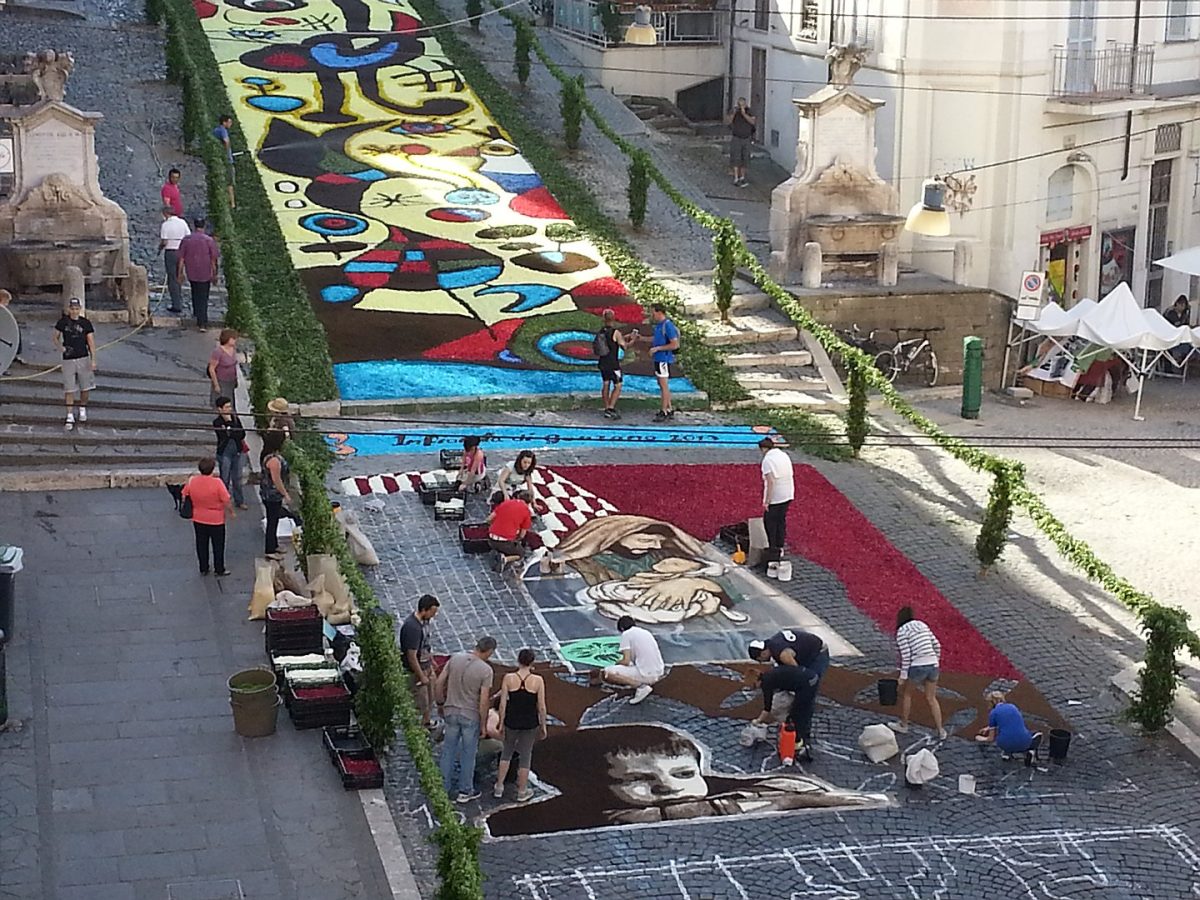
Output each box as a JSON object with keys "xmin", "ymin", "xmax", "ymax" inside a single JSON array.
[
  {"xmin": 1049, "ymin": 43, "xmax": 1155, "ymax": 101},
  {"xmin": 548, "ymin": 0, "xmax": 724, "ymax": 47}
]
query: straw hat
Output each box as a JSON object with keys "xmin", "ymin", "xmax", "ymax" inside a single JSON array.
[{"xmin": 267, "ymin": 397, "xmax": 289, "ymax": 414}]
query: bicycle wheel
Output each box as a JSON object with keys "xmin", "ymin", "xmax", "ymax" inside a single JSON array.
[
  {"xmin": 873, "ymin": 350, "xmax": 899, "ymax": 383},
  {"xmin": 920, "ymin": 349, "xmax": 939, "ymax": 387}
]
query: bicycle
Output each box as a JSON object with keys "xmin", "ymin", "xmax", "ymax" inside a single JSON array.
[
  {"xmin": 836, "ymin": 323, "xmax": 883, "ymax": 355},
  {"xmin": 874, "ymin": 329, "xmax": 941, "ymax": 387}
]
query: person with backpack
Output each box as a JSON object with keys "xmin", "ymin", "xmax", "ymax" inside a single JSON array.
[{"xmin": 594, "ymin": 308, "xmax": 632, "ymax": 420}]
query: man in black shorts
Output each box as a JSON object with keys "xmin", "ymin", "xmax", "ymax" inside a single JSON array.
[{"xmin": 595, "ymin": 307, "xmax": 632, "ymax": 420}]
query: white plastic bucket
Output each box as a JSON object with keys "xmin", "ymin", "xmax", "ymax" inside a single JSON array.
[
  {"xmin": 777, "ymin": 561, "xmax": 793, "ymax": 582},
  {"xmin": 767, "ymin": 562, "xmax": 779, "ymax": 578},
  {"xmin": 958, "ymin": 774, "xmax": 976, "ymax": 795}
]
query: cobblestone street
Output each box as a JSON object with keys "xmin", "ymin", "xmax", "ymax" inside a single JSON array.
[{"xmin": 331, "ymin": 425, "xmax": 1200, "ymax": 899}]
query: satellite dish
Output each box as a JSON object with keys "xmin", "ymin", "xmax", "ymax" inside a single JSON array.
[{"xmin": 0, "ymin": 305, "xmax": 20, "ymax": 374}]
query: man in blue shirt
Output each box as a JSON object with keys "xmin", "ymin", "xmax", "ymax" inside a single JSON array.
[
  {"xmin": 977, "ymin": 690, "xmax": 1042, "ymax": 765},
  {"xmin": 648, "ymin": 303, "xmax": 680, "ymax": 421},
  {"xmin": 213, "ymin": 114, "xmax": 236, "ymax": 210}
]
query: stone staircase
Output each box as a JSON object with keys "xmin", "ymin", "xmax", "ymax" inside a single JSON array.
[
  {"xmin": 623, "ymin": 95, "xmax": 698, "ymax": 136},
  {"xmin": 664, "ymin": 271, "xmax": 844, "ymax": 408},
  {"xmin": 0, "ymin": 309, "xmax": 232, "ymax": 489}
]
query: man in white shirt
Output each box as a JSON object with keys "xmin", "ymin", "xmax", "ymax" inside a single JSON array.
[
  {"xmin": 158, "ymin": 205, "xmax": 191, "ymax": 313},
  {"xmin": 759, "ymin": 437, "xmax": 795, "ymax": 565},
  {"xmin": 602, "ymin": 615, "xmax": 665, "ymax": 705}
]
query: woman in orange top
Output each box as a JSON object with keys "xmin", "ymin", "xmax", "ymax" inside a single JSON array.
[{"xmin": 182, "ymin": 456, "xmax": 235, "ymax": 576}]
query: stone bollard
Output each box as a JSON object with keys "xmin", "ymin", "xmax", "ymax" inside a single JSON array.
[
  {"xmin": 878, "ymin": 241, "xmax": 898, "ymax": 287},
  {"xmin": 801, "ymin": 241, "xmax": 822, "ymax": 289},
  {"xmin": 953, "ymin": 241, "xmax": 972, "ymax": 285},
  {"xmin": 768, "ymin": 250, "xmax": 790, "ymax": 284},
  {"xmin": 125, "ymin": 264, "xmax": 150, "ymax": 325},
  {"xmin": 62, "ymin": 265, "xmax": 85, "ymax": 313}
]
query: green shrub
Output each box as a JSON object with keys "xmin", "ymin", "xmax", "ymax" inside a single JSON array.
[
  {"xmin": 514, "ymin": 20, "xmax": 531, "ymax": 86},
  {"xmin": 467, "ymin": 0, "xmax": 483, "ymax": 30},
  {"xmin": 561, "ymin": 75, "xmax": 584, "ymax": 150},
  {"xmin": 627, "ymin": 150, "xmax": 649, "ymax": 229}
]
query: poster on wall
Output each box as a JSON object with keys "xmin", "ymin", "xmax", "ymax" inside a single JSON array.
[{"xmin": 1100, "ymin": 227, "xmax": 1136, "ymax": 298}]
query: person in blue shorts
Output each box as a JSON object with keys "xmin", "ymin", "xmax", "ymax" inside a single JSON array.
[{"xmin": 976, "ymin": 690, "xmax": 1043, "ymax": 765}]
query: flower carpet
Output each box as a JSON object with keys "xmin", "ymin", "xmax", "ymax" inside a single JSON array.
[
  {"xmin": 192, "ymin": 0, "xmax": 694, "ymax": 400},
  {"xmin": 556, "ymin": 464, "xmax": 1020, "ymax": 679}
]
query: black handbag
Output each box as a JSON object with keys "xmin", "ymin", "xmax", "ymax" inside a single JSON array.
[{"xmin": 179, "ymin": 496, "xmax": 193, "ymax": 519}]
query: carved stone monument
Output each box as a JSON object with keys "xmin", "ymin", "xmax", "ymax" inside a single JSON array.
[
  {"xmin": 0, "ymin": 51, "xmax": 131, "ymax": 295},
  {"xmin": 768, "ymin": 51, "xmax": 903, "ymax": 286}
]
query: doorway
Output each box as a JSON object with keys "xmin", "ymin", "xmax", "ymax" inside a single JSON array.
[
  {"xmin": 1146, "ymin": 158, "xmax": 1173, "ymax": 308},
  {"xmin": 750, "ymin": 47, "xmax": 767, "ymax": 147}
]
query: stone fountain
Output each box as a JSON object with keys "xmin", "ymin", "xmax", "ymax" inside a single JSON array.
[
  {"xmin": 0, "ymin": 50, "xmax": 132, "ymax": 298},
  {"xmin": 768, "ymin": 45, "xmax": 903, "ymax": 288}
]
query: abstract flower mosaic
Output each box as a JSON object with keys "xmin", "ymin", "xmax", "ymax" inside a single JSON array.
[{"xmin": 193, "ymin": 0, "xmax": 693, "ymax": 400}]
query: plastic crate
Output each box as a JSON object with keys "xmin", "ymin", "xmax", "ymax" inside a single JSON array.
[
  {"xmin": 335, "ymin": 749, "xmax": 383, "ymax": 790},
  {"xmin": 439, "ymin": 449, "xmax": 463, "ymax": 470},
  {"xmin": 434, "ymin": 503, "xmax": 466, "ymax": 522},
  {"xmin": 459, "ymin": 523, "xmax": 490, "ymax": 554}
]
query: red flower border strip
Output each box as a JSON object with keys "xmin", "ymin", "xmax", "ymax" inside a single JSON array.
[{"xmin": 555, "ymin": 464, "xmax": 1020, "ymax": 680}]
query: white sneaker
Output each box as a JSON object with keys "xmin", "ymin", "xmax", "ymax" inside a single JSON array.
[
  {"xmin": 64, "ymin": 414, "xmax": 74, "ymax": 431},
  {"xmin": 77, "ymin": 407, "xmax": 87, "ymax": 423},
  {"xmin": 630, "ymin": 684, "xmax": 653, "ymax": 705},
  {"xmin": 887, "ymin": 721, "xmax": 909, "ymax": 734}
]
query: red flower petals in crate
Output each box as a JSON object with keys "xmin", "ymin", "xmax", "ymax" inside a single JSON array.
[
  {"xmin": 293, "ymin": 684, "xmax": 351, "ymax": 701},
  {"xmin": 340, "ymin": 756, "xmax": 382, "ymax": 777},
  {"xmin": 266, "ymin": 605, "xmax": 321, "ymax": 622}
]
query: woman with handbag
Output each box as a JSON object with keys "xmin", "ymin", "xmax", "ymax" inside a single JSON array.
[
  {"xmin": 207, "ymin": 329, "xmax": 240, "ymax": 408},
  {"xmin": 213, "ymin": 396, "xmax": 248, "ymax": 509},
  {"xmin": 260, "ymin": 429, "xmax": 293, "ymax": 561},
  {"xmin": 181, "ymin": 456, "xmax": 234, "ymax": 576}
]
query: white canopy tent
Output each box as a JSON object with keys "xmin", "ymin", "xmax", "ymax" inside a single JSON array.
[
  {"xmin": 1154, "ymin": 247, "xmax": 1200, "ymax": 278},
  {"xmin": 1008, "ymin": 283, "xmax": 1200, "ymax": 420}
]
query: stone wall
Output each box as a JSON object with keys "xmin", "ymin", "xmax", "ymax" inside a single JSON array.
[{"xmin": 799, "ymin": 290, "xmax": 1013, "ymax": 386}]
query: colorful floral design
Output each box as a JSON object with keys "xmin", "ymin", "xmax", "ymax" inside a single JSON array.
[
  {"xmin": 555, "ymin": 464, "xmax": 1020, "ymax": 679},
  {"xmin": 193, "ymin": 0, "xmax": 693, "ymax": 400}
]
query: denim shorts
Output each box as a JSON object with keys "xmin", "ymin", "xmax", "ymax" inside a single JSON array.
[{"xmin": 907, "ymin": 664, "xmax": 939, "ymax": 685}]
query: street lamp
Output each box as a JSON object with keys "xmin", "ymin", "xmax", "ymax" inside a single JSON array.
[
  {"xmin": 624, "ymin": 6, "xmax": 657, "ymax": 45},
  {"xmin": 905, "ymin": 179, "xmax": 951, "ymax": 237}
]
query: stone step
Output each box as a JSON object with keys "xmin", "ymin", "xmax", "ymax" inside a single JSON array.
[
  {"xmin": 698, "ymin": 314, "xmax": 799, "ymax": 347},
  {"xmin": 1, "ymin": 372, "xmax": 206, "ymax": 398},
  {"xmin": 733, "ymin": 369, "xmax": 827, "ymax": 391},
  {"xmin": 724, "ymin": 349, "xmax": 813, "ymax": 368},
  {"xmin": 1, "ymin": 405, "xmax": 220, "ymax": 430},
  {"xmin": 682, "ymin": 291, "xmax": 772, "ymax": 319},
  {"xmin": 0, "ymin": 425, "xmax": 210, "ymax": 447},
  {"xmin": 0, "ymin": 464, "xmax": 197, "ymax": 491},
  {"xmin": 746, "ymin": 388, "xmax": 838, "ymax": 408}
]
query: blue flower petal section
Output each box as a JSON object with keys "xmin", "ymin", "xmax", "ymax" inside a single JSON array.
[
  {"xmin": 321, "ymin": 285, "xmax": 360, "ymax": 303},
  {"xmin": 334, "ymin": 360, "xmax": 697, "ymax": 400},
  {"xmin": 475, "ymin": 283, "xmax": 564, "ymax": 314}
]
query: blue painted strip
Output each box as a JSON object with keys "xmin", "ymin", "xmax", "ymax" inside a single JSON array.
[
  {"xmin": 328, "ymin": 423, "xmax": 775, "ymax": 456},
  {"xmin": 333, "ymin": 359, "xmax": 698, "ymax": 400}
]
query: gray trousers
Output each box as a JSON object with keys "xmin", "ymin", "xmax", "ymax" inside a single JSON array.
[{"xmin": 164, "ymin": 249, "xmax": 182, "ymax": 310}]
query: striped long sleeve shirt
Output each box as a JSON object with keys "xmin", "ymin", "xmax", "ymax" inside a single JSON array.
[{"xmin": 896, "ymin": 620, "xmax": 941, "ymax": 680}]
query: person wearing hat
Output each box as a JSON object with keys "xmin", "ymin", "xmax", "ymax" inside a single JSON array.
[
  {"xmin": 748, "ymin": 629, "xmax": 829, "ymax": 679},
  {"xmin": 53, "ymin": 298, "xmax": 96, "ymax": 431},
  {"xmin": 266, "ymin": 397, "xmax": 293, "ymax": 438},
  {"xmin": 595, "ymin": 307, "xmax": 633, "ymax": 420}
]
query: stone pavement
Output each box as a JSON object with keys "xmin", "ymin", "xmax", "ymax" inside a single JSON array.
[
  {"xmin": 0, "ymin": 488, "xmax": 393, "ymax": 900},
  {"xmin": 328, "ymin": 423, "xmax": 1200, "ymax": 898}
]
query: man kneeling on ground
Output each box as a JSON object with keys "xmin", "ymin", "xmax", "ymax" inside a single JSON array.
[
  {"xmin": 602, "ymin": 615, "xmax": 665, "ymax": 705},
  {"xmin": 488, "ymin": 489, "xmax": 533, "ymax": 558}
]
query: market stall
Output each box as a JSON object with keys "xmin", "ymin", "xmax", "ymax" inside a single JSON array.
[{"xmin": 1004, "ymin": 283, "xmax": 1200, "ymax": 420}]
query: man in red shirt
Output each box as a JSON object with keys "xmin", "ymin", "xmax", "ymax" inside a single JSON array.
[
  {"xmin": 161, "ymin": 168, "xmax": 184, "ymax": 218},
  {"xmin": 487, "ymin": 490, "xmax": 533, "ymax": 557}
]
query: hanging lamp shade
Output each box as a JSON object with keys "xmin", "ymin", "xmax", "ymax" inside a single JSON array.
[
  {"xmin": 624, "ymin": 6, "xmax": 657, "ymax": 45},
  {"xmin": 905, "ymin": 179, "xmax": 951, "ymax": 236}
]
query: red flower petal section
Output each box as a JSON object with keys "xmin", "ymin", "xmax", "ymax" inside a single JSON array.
[
  {"xmin": 509, "ymin": 186, "xmax": 569, "ymax": 220},
  {"xmin": 423, "ymin": 318, "xmax": 525, "ymax": 362},
  {"xmin": 192, "ymin": 0, "xmax": 217, "ymax": 17},
  {"xmin": 555, "ymin": 463, "xmax": 1019, "ymax": 680}
]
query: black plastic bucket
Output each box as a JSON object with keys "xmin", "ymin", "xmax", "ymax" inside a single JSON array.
[
  {"xmin": 1048, "ymin": 728, "xmax": 1071, "ymax": 762},
  {"xmin": 878, "ymin": 678, "xmax": 899, "ymax": 706}
]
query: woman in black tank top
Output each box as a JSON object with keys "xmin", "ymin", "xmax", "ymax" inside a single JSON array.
[{"xmin": 494, "ymin": 649, "xmax": 547, "ymax": 803}]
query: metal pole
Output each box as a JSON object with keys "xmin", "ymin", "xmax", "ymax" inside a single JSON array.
[{"xmin": 1133, "ymin": 349, "xmax": 1147, "ymax": 421}]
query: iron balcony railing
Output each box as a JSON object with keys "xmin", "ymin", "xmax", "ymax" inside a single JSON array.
[
  {"xmin": 1050, "ymin": 43, "xmax": 1154, "ymax": 99},
  {"xmin": 549, "ymin": 0, "xmax": 724, "ymax": 47}
]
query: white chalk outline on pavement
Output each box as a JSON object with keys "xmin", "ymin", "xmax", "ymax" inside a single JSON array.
[{"xmin": 511, "ymin": 825, "xmax": 1200, "ymax": 899}]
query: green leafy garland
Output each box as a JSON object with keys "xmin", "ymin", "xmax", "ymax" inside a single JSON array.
[
  {"xmin": 560, "ymin": 75, "xmax": 584, "ymax": 150},
  {"xmin": 627, "ymin": 149, "xmax": 650, "ymax": 229}
]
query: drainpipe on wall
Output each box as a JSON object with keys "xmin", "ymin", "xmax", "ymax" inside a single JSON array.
[
  {"xmin": 1122, "ymin": 0, "xmax": 1144, "ymax": 180},
  {"xmin": 726, "ymin": 0, "xmax": 736, "ymax": 109}
]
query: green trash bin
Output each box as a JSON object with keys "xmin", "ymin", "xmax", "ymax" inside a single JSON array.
[
  {"xmin": 0, "ymin": 546, "xmax": 24, "ymax": 643},
  {"xmin": 962, "ymin": 336, "xmax": 983, "ymax": 419}
]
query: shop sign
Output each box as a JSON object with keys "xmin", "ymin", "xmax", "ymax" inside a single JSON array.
[{"xmin": 1040, "ymin": 225, "xmax": 1093, "ymax": 247}]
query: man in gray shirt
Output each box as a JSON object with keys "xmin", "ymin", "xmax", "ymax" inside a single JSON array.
[{"xmin": 436, "ymin": 636, "xmax": 497, "ymax": 803}]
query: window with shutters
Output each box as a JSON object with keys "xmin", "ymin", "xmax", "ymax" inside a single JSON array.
[
  {"xmin": 1166, "ymin": 0, "xmax": 1190, "ymax": 41},
  {"xmin": 796, "ymin": 0, "xmax": 819, "ymax": 40},
  {"xmin": 753, "ymin": 0, "xmax": 769, "ymax": 32}
]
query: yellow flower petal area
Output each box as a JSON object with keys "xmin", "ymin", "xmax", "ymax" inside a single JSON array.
[{"xmin": 200, "ymin": 0, "xmax": 632, "ymax": 338}]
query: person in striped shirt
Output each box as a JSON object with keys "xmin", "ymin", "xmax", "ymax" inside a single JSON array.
[{"xmin": 887, "ymin": 606, "xmax": 947, "ymax": 740}]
